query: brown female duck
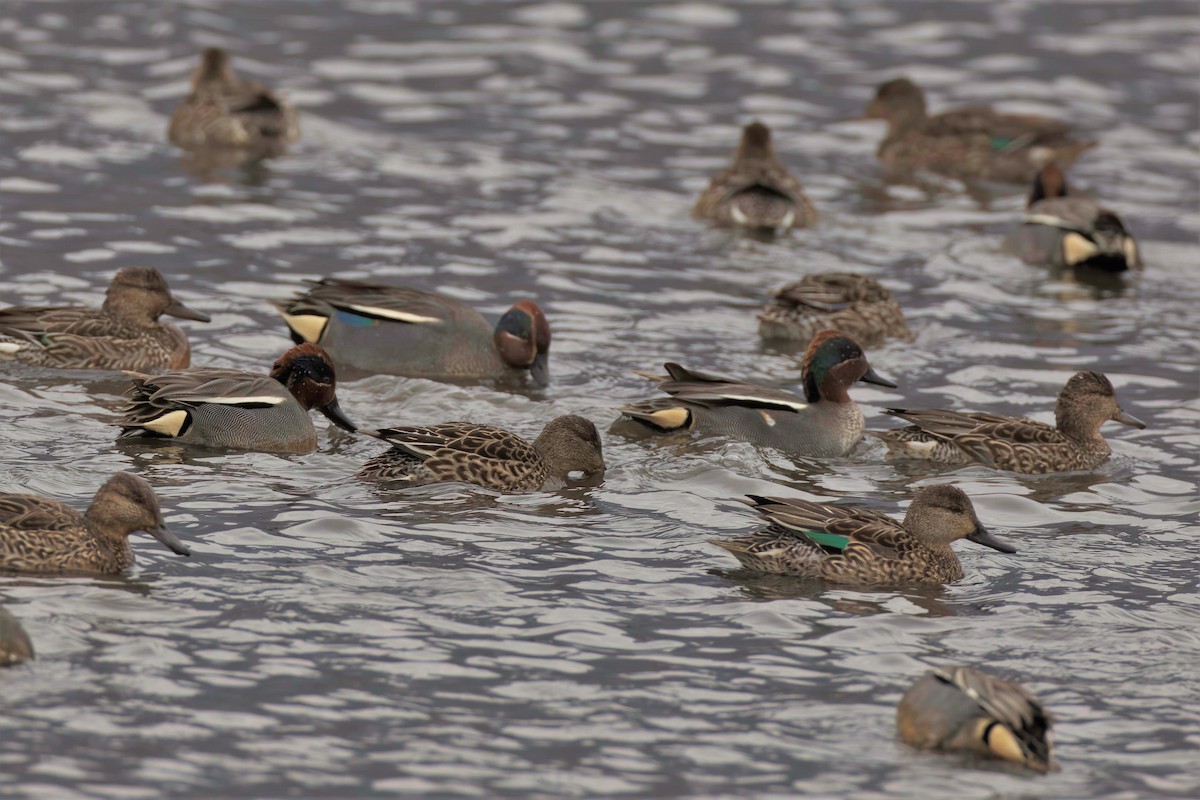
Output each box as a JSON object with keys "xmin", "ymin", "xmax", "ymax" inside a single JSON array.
[
  {"xmin": 0, "ymin": 267, "xmax": 209, "ymax": 371},
  {"xmin": 758, "ymin": 273, "xmax": 909, "ymax": 348},
  {"xmin": 0, "ymin": 473, "xmax": 191, "ymax": 575}
]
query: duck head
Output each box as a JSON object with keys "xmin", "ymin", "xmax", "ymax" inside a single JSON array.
[
  {"xmin": 494, "ymin": 300, "xmax": 551, "ymax": 385},
  {"xmin": 1028, "ymin": 162, "xmax": 1070, "ymax": 207},
  {"xmin": 801, "ymin": 329, "xmax": 896, "ymax": 403},
  {"xmin": 270, "ymin": 343, "xmax": 358, "ymax": 433},
  {"xmin": 904, "ymin": 484, "xmax": 1016, "ymax": 553},
  {"xmin": 102, "ymin": 267, "xmax": 211, "ymax": 325},
  {"xmin": 194, "ymin": 46, "xmax": 237, "ymax": 89},
  {"xmin": 865, "ymin": 77, "xmax": 927, "ymax": 129},
  {"xmin": 734, "ymin": 121, "xmax": 777, "ymax": 163},
  {"xmin": 533, "ymin": 414, "xmax": 605, "ymax": 481},
  {"xmin": 86, "ymin": 472, "xmax": 191, "ymax": 556},
  {"xmin": 1056, "ymin": 370, "xmax": 1145, "ymax": 439}
]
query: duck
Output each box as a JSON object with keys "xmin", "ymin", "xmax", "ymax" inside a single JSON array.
[
  {"xmin": 272, "ymin": 278, "xmax": 551, "ymax": 385},
  {"xmin": 0, "ymin": 267, "xmax": 210, "ymax": 372},
  {"xmin": 712, "ymin": 483, "xmax": 1015, "ymax": 585},
  {"xmin": 898, "ymin": 666, "xmax": 1055, "ymax": 772},
  {"xmin": 168, "ymin": 47, "xmax": 299, "ymax": 155},
  {"xmin": 0, "ymin": 607, "xmax": 34, "ymax": 666},
  {"xmin": 692, "ymin": 121, "xmax": 817, "ymax": 232},
  {"xmin": 863, "ymin": 77, "xmax": 1096, "ymax": 184},
  {"xmin": 0, "ymin": 472, "xmax": 191, "ymax": 575},
  {"xmin": 119, "ymin": 343, "xmax": 357, "ymax": 454},
  {"xmin": 357, "ymin": 414, "xmax": 605, "ymax": 492},
  {"xmin": 758, "ymin": 273, "xmax": 909, "ymax": 348},
  {"xmin": 620, "ymin": 330, "xmax": 896, "ymax": 457},
  {"xmin": 876, "ymin": 370, "xmax": 1145, "ymax": 474},
  {"xmin": 1009, "ymin": 163, "xmax": 1141, "ymax": 272}
]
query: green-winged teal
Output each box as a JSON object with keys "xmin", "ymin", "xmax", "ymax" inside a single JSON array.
[
  {"xmin": 273, "ymin": 278, "xmax": 551, "ymax": 385},
  {"xmin": 168, "ymin": 47, "xmax": 298, "ymax": 155},
  {"xmin": 0, "ymin": 607, "xmax": 34, "ymax": 666},
  {"xmin": 358, "ymin": 414, "xmax": 605, "ymax": 492},
  {"xmin": 712, "ymin": 484, "xmax": 1015, "ymax": 585},
  {"xmin": 877, "ymin": 370, "xmax": 1145, "ymax": 474},
  {"xmin": 119, "ymin": 343, "xmax": 357, "ymax": 454},
  {"xmin": 898, "ymin": 666, "xmax": 1055, "ymax": 772},
  {"xmin": 693, "ymin": 121, "xmax": 817, "ymax": 232},
  {"xmin": 0, "ymin": 473, "xmax": 191, "ymax": 575},
  {"xmin": 620, "ymin": 330, "xmax": 896, "ymax": 457},
  {"xmin": 1009, "ymin": 163, "xmax": 1141, "ymax": 272},
  {"xmin": 0, "ymin": 267, "xmax": 210, "ymax": 372},
  {"xmin": 863, "ymin": 77, "xmax": 1096, "ymax": 184},
  {"xmin": 758, "ymin": 273, "xmax": 909, "ymax": 348}
]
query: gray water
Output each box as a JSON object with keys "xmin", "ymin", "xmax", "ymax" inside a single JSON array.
[{"xmin": 1, "ymin": 1, "xmax": 1198, "ymax": 798}]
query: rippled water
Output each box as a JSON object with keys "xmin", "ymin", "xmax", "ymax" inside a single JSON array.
[{"xmin": 1, "ymin": 1, "xmax": 1198, "ymax": 797}]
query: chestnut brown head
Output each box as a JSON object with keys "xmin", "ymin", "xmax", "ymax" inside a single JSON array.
[
  {"xmin": 1028, "ymin": 163, "xmax": 1069, "ymax": 207},
  {"xmin": 494, "ymin": 300, "xmax": 551, "ymax": 386},
  {"xmin": 270, "ymin": 343, "xmax": 357, "ymax": 432}
]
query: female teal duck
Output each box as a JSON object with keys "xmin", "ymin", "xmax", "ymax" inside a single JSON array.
[
  {"xmin": 0, "ymin": 607, "xmax": 34, "ymax": 666},
  {"xmin": 712, "ymin": 484, "xmax": 1015, "ymax": 585},
  {"xmin": 0, "ymin": 267, "xmax": 210, "ymax": 372},
  {"xmin": 358, "ymin": 414, "xmax": 605, "ymax": 492},
  {"xmin": 693, "ymin": 121, "xmax": 817, "ymax": 231},
  {"xmin": 168, "ymin": 47, "xmax": 298, "ymax": 155},
  {"xmin": 273, "ymin": 278, "xmax": 551, "ymax": 385},
  {"xmin": 620, "ymin": 330, "xmax": 896, "ymax": 457},
  {"xmin": 1010, "ymin": 163, "xmax": 1141, "ymax": 272},
  {"xmin": 758, "ymin": 273, "xmax": 909, "ymax": 348},
  {"xmin": 864, "ymin": 77, "xmax": 1096, "ymax": 184},
  {"xmin": 119, "ymin": 343, "xmax": 357, "ymax": 454},
  {"xmin": 0, "ymin": 473, "xmax": 191, "ymax": 575},
  {"xmin": 877, "ymin": 370, "xmax": 1145, "ymax": 473},
  {"xmin": 898, "ymin": 666, "xmax": 1055, "ymax": 772}
]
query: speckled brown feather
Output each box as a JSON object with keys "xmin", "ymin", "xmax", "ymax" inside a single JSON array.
[{"xmin": 759, "ymin": 273, "xmax": 909, "ymax": 346}]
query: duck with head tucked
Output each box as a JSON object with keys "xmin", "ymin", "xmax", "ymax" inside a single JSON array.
[
  {"xmin": 0, "ymin": 267, "xmax": 210, "ymax": 372},
  {"xmin": 620, "ymin": 330, "xmax": 895, "ymax": 458},
  {"xmin": 273, "ymin": 278, "xmax": 551, "ymax": 385},
  {"xmin": 898, "ymin": 666, "xmax": 1055, "ymax": 772},
  {"xmin": 758, "ymin": 273, "xmax": 909, "ymax": 348},
  {"xmin": 119, "ymin": 343, "xmax": 357, "ymax": 454},
  {"xmin": 693, "ymin": 121, "xmax": 817, "ymax": 232},
  {"xmin": 0, "ymin": 473, "xmax": 191, "ymax": 575},
  {"xmin": 358, "ymin": 414, "xmax": 605, "ymax": 493},
  {"xmin": 0, "ymin": 607, "xmax": 34, "ymax": 666},
  {"xmin": 863, "ymin": 77, "xmax": 1096, "ymax": 184},
  {"xmin": 1010, "ymin": 163, "xmax": 1141, "ymax": 273},
  {"xmin": 877, "ymin": 370, "xmax": 1145, "ymax": 474},
  {"xmin": 168, "ymin": 47, "xmax": 299, "ymax": 156},
  {"xmin": 713, "ymin": 484, "xmax": 1015, "ymax": 585}
]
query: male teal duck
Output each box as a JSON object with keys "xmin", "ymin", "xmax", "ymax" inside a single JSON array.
[
  {"xmin": 273, "ymin": 278, "xmax": 551, "ymax": 385},
  {"xmin": 0, "ymin": 607, "xmax": 34, "ymax": 666},
  {"xmin": 864, "ymin": 77, "xmax": 1096, "ymax": 184},
  {"xmin": 0, "ymin": 473, "xmax": 191, "ymax": 575},
  {"xmin": 1009, "ymin": 163, "xmax": 1141, "ymax": 272},
  {"xmin": 877, "ymin": 370, "xmax": 1145, "ymax": 474},
  {"xmin": 758, "ymin": 273, "xmax": 909, "ymax": 348},
  {"xmin": 712, "ymin": 484, "xmax": 1015, "ymax": 585},
  {"xmin": 620, "ymin": 330, "xmax": 896, "ymax": 457},
  {"xmin": 168, "ymin": 47, "xmax": 298, "ymax": 155},
  {"xmin": 119, "ymin": 343, "xmax": 357, "ymax": 454},
  {"xmin": 0, "ymin": 267, "xmax": 210, "ymax": 372},
  {"xmin": 898, "ymin": 666, "xmax": 1055, "ymax": 772},
  {"xmin": 358, "ymin": 414, "xmax": 605, "ymax": 492},
  {"xmin": 693, "ymin": 121, "xmax": 817, "ymax": 231}
]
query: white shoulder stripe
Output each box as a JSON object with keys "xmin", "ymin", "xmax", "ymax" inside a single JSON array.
[
  {"xmin": 720, "ymin": 393, "xmax": 808, "ymax": 411},
  {"xmin": 346, "ymin": 304, "xmax": 443, "ymax": 324},
  {"xmin": 193, "ymin": 395, "xmax": 288, "ymax": 405},
  {"xmin": 1022, "ymin": 213, "xmax": 1078, "ymax": 230}
]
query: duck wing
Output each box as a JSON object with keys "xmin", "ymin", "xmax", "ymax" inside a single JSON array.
[
  {"xmin": 0, "ymin": 494, "xmax": 86, "ymax": 532},
  {"xmin": 365, "ymin": 422, "xmax": 543, "ymax": 487}
]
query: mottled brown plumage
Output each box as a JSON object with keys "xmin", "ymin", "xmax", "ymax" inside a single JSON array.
[
  {"xmin": 877, "ymin": 371, "xmax": 1145, "ymax": 473},
  {"xmin": 358, "ymin": 414, "xmax": 605, "ymax": 492},
  {"xmin": 898, "ymin": 666, "xmax": 1055, "ymax": 772},
  {"xmin": 712, "ymin": 484, "xmax": 1015, "ymax": 586},
  {"xmin": 0, "ymin": 267, "xmax": 210, "ymax": 371},
  {"xmin": 0, "ymin": 473, "xmax": 191, "ymax": 575},
  {"xmin": 758, "ymin": 273, "xmax": 909, "ymax": 347},
  {"xmin": 693, "ymin": 121, "xmax": 817, "ymax": 231}
]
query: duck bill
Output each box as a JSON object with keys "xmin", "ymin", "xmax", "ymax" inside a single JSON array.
[
  {"xmin": 1113, "ymin": 408, "xmax": 1146, "ymax": 429},
  {"xmin": 148, "ymin": 524, "xmax": 192, "ymax": 556},
  {"xmin": 859, "ymin": 365, "xmax": 897, "ymax": 389},
  {"xmin": 968, "ymin": 526, "xmax": 1017, "ymax": 554},
  {"xmin": 529, "ymin": 351, "xmax": 550, "ymax": 387},
  {"xmin": 165, "ymin": 299, "xmax": 212, "ymax": 322},
  {"xmin": 320, "ymin": 399, "xmax": 358, "ymax": 433}
]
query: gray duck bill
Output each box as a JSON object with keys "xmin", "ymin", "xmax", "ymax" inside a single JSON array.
[
  {"xmin": 165, "ymin": 300, "xmax": 212, "ymax": 322},
  {"xmin": 1114, "ymin": 409, "xmax": 1146, "ymax": 429},
  {"xmin": 967, "ymin": 526, "xmax": 1017, "ymax": 554},
  {"xmin": 320, "ymin": 400, "xmax": 358, "ymax": 433},
  {"xmin": 149, "ymin": 524, "xmax": 192, "ymax": 556},
  {"xmin": 860, "ymin": 365, "xmax": 897, "ymax": 388}
]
